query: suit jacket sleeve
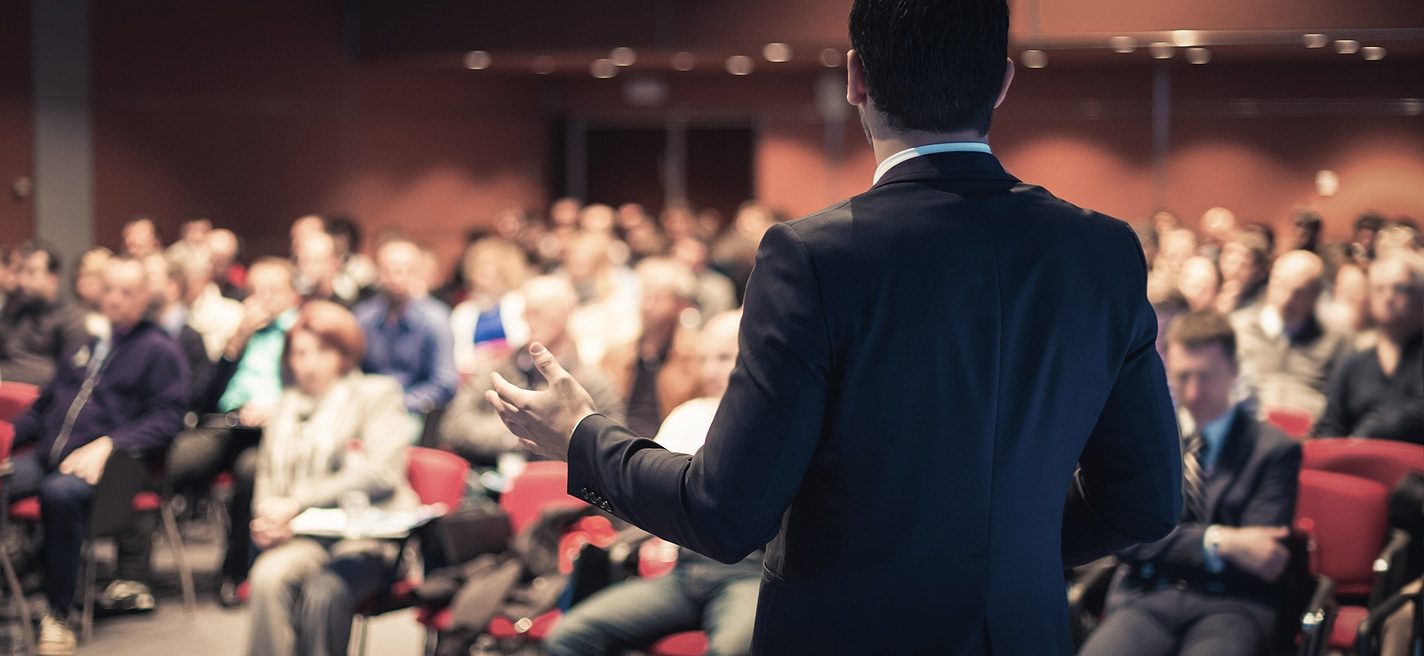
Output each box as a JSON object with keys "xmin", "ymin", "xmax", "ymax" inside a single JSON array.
[
  {"xmin": 1062, "ymin": 222, "xmax": 1183, "ymax": 567},
  {"xmin": 567, "ymin": 223, "xmax": 830, "ymax": 564}
]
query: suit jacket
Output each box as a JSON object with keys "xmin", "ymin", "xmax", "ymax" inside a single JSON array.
[
  {"xmin": 1111, "ymin": 408, "xmax": 1301, "ymax": 602},
  {"xmin": 567, "ymin": 151, "xmax": 1183, "ymax": 654}
]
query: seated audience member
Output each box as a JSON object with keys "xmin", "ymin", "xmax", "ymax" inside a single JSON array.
[
  {"xmin": 325, "ymin": 215, "xmax": 377, "ymax": 292},
  {"xmin": 143, "ymin": 253, "xmax": 213, "ymax": 410},
  {"xmin": 1288, "ymin": 210, "xmax": 1323, "ymax": 254},
  {"xmin": 711, "ymin": 202, "xmax": 778, "ymax": 299},
  {"xmin": 0, "ymin": 241, "xmax": 90, "ymax": 386},
  {"xmin": 1148, "ymin": 228, "xmax": 1199, "ymax": 303},
  {"xmin": 1176, "ymin": 256, "xmax": 1220, "ymax": 313},
  {"xmin": 1351, "ymin": 212, "xmax": 1387, "ymax": 264},
  {"xmin": 244, "ymin": 301, "xmax": 418, "ymax": 656},
  {"xmin": 564, "ymin": 230, "xmax": 642, "ymax": 366},
  {"xmin": 121, "ymin": 215, "xmax": 163, "ymax": 258},
  {"xmin": 1315, "ymin": 253, "xmax": 1424, "ymax": 443},
  {"xmin": 295, "ymin": 229, "xmax": 361, "ymax": 308},
  {"xmin": 546, "ymin": 310, "xmax": 759, "ymax": 656},
  {"xmin": 9, "ymin": 256, "xmax": 189, "ymax": 655},
  {"xmin": 449, "ymin": 237, "xmax": 531, "ymax": 377},
  {"xmin": 353, "ymin": 238, "xmax": 457, "ymax": 415},
  {"xmin": 600, "ymin": 257, "xmax": 701, "ymax": 438},
  {"xmin": 178, "ymin": 244, "xmax": 246, "ymax": 361},
  {"xmin": 170, "ymin": 257, "xmax": 303, "ymax": 604},
  {"xmin": 439, "ymin": 275, "xmax": 622, "ymax": 468},
  {"xmin": 1321, "ymin": 261, "xmax": 1374, "ymax": 348},
  {"xmin": 1231, "ymin": 250, "xmax": 1350, "ymax": 419},
  {"xmin": 671, "ymin": 236, "xmax": 739, "ymax": 321},
  {"xmin": 72, "ymin": 246, "xmax": 114, "ymax": 338},
  {"xmin": 1080, "ymin": 311, "xmax": 1301, "ymax": 656},
  {"xmin": 1215, "ymin": 230, "xmax": 1271, "ymax": 315},
  {"xmin": 206, "ymin": 227, "xmax": 247, "ymax": 300}
]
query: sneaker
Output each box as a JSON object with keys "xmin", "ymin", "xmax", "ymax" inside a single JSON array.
[
  {"xmin": 216, "ymin": 576, "xmax": 244, "ymax": 609},
  {"xmin": 98, "ymin": 579, "xmax": 157, "ymax": 614},
  {"xmin": 36, "ymin": 615, "xmax": 76, "ymax": 656}
]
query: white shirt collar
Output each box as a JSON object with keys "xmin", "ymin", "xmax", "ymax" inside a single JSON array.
[{"xmin": 872, "ymin": 141, "xmax": 993, "ymax": 185}]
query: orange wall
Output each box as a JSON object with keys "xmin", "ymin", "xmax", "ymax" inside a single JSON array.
[{"xmin": 0, "ymin": 0, "xmax": 33, "ymax": 247}]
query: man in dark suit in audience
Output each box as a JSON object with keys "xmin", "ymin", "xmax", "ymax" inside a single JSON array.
[
  {"xmin": 483, "ymin": 0, "xmax": 1183, "ymax": 652},
  {"xmin": 1080, "ymin": 310, "xmax": 1302, "ymax": 656}
]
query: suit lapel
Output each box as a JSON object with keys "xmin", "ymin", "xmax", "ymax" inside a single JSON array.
[{"xmin": 1203, "ymin": 409, "xmax": 1253, "ymax": 521}]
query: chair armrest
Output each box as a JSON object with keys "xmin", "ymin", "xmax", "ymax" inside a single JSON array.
[
  {"xmin": 1297, "ymin": 575, "xmax": 1336, "ymax": 656},
  {"xmin": 1354, "ymin": 585, "xmax": 1421, "ymax": 656},
  {"xmin": 1370, "ymin": 529, "xmax": 1412, "ymax": 607}
]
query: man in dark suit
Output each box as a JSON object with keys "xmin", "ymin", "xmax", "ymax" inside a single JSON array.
[
  {"xmin": 1080, "ymin": 310, "xmax": 1302, "ymax": 656},
  {"xmin": 484, "ymin": 0, "xmax": 1183, "ymax": 652}
]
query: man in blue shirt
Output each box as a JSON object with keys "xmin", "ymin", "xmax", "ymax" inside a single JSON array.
[
  {"xmin": 1081, "ymin": 310, "xmax": 1302, "ymax": 656},
  {"xmin": 353, "ymin": 238, "xmax": 457, "ymax": 415}
]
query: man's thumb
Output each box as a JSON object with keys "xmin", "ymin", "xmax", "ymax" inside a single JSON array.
[{"xmin": 529, "ymin": 342, "xmax": 568, "ymax": 379}]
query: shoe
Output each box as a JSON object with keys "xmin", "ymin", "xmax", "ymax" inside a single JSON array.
[
  {"xmin": 97, "ymin": 579, "xmax": 157, "ymax": 615},
  {"xmin": 36, "ymin": 614, "xmax": 76, "ymax": 656},
  {"xmin": 216, "ymin": 576, "xmax": 244, "ymax": 608}
]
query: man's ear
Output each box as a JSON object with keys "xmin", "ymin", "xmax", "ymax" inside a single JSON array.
[
  {"xmin": 846, "ymin": 49, "xmax": 869, "ymax": 107},
  {"xmin": 993, "ymin": 57, "xmax": 1015, "ymax": 109}
]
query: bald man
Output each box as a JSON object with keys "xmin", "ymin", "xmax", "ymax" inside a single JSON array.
[
  {"xmin": 9, "ymin": 256, "xmax": 189, "ymax": 654},
  {"xmin": 439, "ymin": 275, "xmax": 624, "ymax": 469},
  {"xmin": 1232, "ymin": 250, "xmax": 1351, "ymax": 419},
  {"xmin": 1315, "ymin": 253, "xmax": 1424, "ymax": 443}
]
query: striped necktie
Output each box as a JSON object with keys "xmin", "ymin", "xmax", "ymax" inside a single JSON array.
[{"xmin": 1181, "ymin": 430, "xmax": 1207, "ymax": 522}]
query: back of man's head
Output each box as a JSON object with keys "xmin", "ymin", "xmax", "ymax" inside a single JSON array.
[{"xmin": 849, "ymin": 0, "xmax": 1010, "ymax": 135}]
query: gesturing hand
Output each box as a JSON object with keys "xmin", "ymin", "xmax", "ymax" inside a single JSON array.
[{"xmin": 486, "ymin": 342, "xmax": 598, "ymax": 461}]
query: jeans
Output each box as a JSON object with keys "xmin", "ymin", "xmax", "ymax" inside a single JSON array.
[
  {"xmin": 9, "ymin": 453, "xmax": 92, "ymax": 616},
  {"xmin": 155, "ymin": 427, "xmax": 260, "ymax": 580},
  {"xmin": 545, "ymin": 558, "xmax": 761, "ymax": 656},
  {"xmin": 245, "ymin": 537, "xmax": 391, "ymax": 656}
]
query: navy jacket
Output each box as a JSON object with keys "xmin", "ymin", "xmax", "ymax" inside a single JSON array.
[
  {"xmin": 1113, "ymin": 409, "xmax": 1301, "ymax": 601},
  {"xmin": 12, "ymin": 319, "xmax": 190, "ymax": 465},
  {"xmin": 567, "ymin": 152, "xmax": 1183, "ymax": 654}
]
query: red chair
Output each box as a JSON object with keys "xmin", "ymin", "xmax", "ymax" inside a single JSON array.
[
  {"xmin": 351, "ymin": 446, "xmax": 470, "ymax": 655},
  {"xmin": 1265, "ymin": 407, "xmax": 1315, "ymax": 440},
  {"xmin": 1294, "ymin": 469, "xmax": 1407, "ymax": 654},
  {"xmin": 0, "ymin": 382, "xmax": 40, "ymax": 423},
  {"xmin": 0, "ymin": 421, "xmax": 36, "ymax": 654},
  {"xmin": 1302, "ymin": 437, "xmax": 1424, "ymax": 492}
]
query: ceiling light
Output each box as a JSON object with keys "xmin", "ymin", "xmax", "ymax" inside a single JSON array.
[
  {"xmin": 1148, "ymin": 42, "xmax": 1174, "ymax": 59},
  {"xmin": 763, "ymin": 43, "xmax": 793, "ymax": 63},
  {"xmin": 1109, "ymin": 36, "xmax": 1136, "ymax": 54},
  {"xmin": 463, "ymin": 51, "xmax": 492, "ymax": 70},
  {"xmin": 1185, "ymin": 47, "xmax": 1211, "ymax": 64},
  {"xmin": 1171, "ymin": 30, "xmax": 1201, "ymax": 47},
  {"xmin": 1021, "ymin": 49, "xmax": 1048, "ymax": 69},
  {"xmin": 818, "ymin": 48, "xmax": 843, "ymax": 68},
  {"xmin": 590, "ymin": 59, "xmax": 618, "ymax": 79},
  {"xmin": 1302, "ymin": 33, "xmax": 1329, "ymax": 48},
  {"xmin": 1334, "ymin": 39, "xmax": 1361, "ymax": 54},
  {"xmin": 1361, "ymin": 46, "xmax": 1386, "ymax": 61},
  {"xmin": 609, "ymin": 47, "xmax": 637, "ymax": 67},
  {"xmin": 671, "ymin": 51, "xmax": 696, "ymax": 72},
  {"xmin": 725, "ymin": 55, "xmax": 755, "ymax": 76}
]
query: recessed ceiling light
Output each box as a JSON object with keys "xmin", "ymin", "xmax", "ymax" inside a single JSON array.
[
  {"xmin": 1302, "ymin": 33, "xmax": 1329, "ymax": 48},
  {"xmin": 590, "ymin": 59, "xmax": 618, "ymax": 79},
  {"xmin": 818, "ymin": 48, "xmax": 843, "ymax": 68},
  {"xmin": 1171, "ymin": 30, "xmax": 1200, "ymax": 47},
  {"xmin": 1109, "ymin": 36, "xmax": 1136, "ymax": 54},
  {"xmin": 463, "ymin": 50, "xmax": 492, "ymax": 70},
  {"xmin": 609, "ymin": 47, "xmax": 637, "ymax": 67},
  {"xmin": 725, "ymin": 55, "xmax": 755, "ymax": 76},
  {"xmin": 1334, "ymin": 39, "xmax": 1361, "ymax": 54},
  {"xmin": 1021, "ymin": 49, "xmax": 1048, "ymax": 69},
  {"xmin": 1148, "ymin": 42, "xmax": 1174, "ymax": 59},
  {"xmin": 671, "ymin": 51, "xmax": 696, "ymax": 72},
  {"xmin": 1361, "ymin": 46, "xmax": 1386, "ymax": 61},
  {"xmin": 1185, "ymin": 47, "xmax": 1211, "ymax": 64},
  {"xmin": 763, "ymin": 43, "xmax": 793, "ymax": 63}
]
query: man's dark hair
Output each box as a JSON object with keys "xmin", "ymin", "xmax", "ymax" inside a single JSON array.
[
  {"xmin": 16, "ymin": 240, "xmax": 63, "ymax": 275},
  {"xmin": 1165, "ymin": 310, "xmax": 1237, "ymax": 363},
  {"xmin": 1355, "ymin": 212, "xmax": 1386, "ymax": 233},
  {"xmin": 326, "ymin": 215, "xmax": 362, "ymax": 252},
  {"xmin": 849, "ymin": 0, "xmax": 1010, "ymax": 134}
]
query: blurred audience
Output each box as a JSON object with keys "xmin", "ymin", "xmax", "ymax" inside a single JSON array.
[
  {"xmin": 245, "ymin": 301, "xmax": 418, "ymax": 656},
  {"xmin": 600, "ymin": 257, "xmax": 701, "ymax": 438},
  {"xmin": 121, "ymin": 216, "xmax": 163, "ymax": 259},
  {"xmin": 353, "ymin": 238, "xmax": 457, "ymax": 415},
  {"xmin": 448, "ymin": 237, "xmax": 531, "ymax": 377},
  {"xmin": 295, "ymin": 229, "xmax": 361, "ymax": 308},
  {"xmin": 9, "ymin": 256, "xmax": 189, "ymax": 655},
  {"xmin": 1080, "ymin": 311, "xmax": 1301, "ymax": 656},
  {"xmin": 565, "ymin": 231, "xmax": 642, "ymax": 367},
  {"xmin": 0, "ymin": 241, "xmax": 89, "ymax": 386},
  {"xmin": 1315, "ymin": 253, "xmax": 1424, "ymax": 443}
]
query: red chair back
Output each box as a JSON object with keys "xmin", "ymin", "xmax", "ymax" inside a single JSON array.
[
  {"xmin": 638, "ymin": 537, "xmax": 680, "ymax": 579},
  {"xmin": 0, "ymin": 383, "xmax": 40, "ymax": 423},
  {"xmin": 1265, "ymin": 407, "xmax": 1314, "ymax": 439},
  {"xmin": 1294, "ymin": 469, "xmax": 1390, "ymax": 597},
  {"xmin": 1302, "ymin": 437, "xmax": 1424, "ymax": 492},
  {"xmin": 406, "ymin": 447, "xmax": 470, "ymax": 508},
  {"xmin": 500, "ymin": 461, "xmax": 583, "ymax": 535},
  {"xmin": 0, "ymin": 421, "xmax": 13, "ymax": 464}
]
